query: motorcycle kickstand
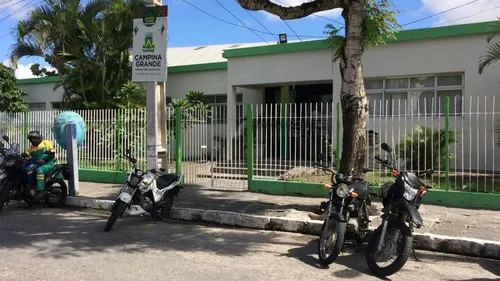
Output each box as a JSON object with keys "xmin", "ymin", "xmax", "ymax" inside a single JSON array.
[{"xmin": 412, "ymin": 246, "xmax": 420, "ymax": 262}]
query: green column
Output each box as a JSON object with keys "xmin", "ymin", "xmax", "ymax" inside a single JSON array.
[
  {"xmin": 444, "ymin": 96, "xmax": 450, "ymax": 191},
  {"xmin": 336, "ymin": 101, "xmax": 341, "ymax": 168},
  {"xmin": 280, "ymin": 86, "xmax": 289, "ymax": 159},
  {"xmin": 175, "ymin": 107, "xmax": 182, "ymax": 175},
  {"xmin": 116, "ymin": 109, "xmax": 122, "ymax": 171},
  {"xmin": 246, "ymin": 104, "xmax": 254, "ymax": 183}
]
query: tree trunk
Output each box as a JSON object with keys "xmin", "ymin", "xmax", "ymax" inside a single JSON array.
[{"xmin": 338, "ymin": 0, "xmax": 368, "ymax": 177}]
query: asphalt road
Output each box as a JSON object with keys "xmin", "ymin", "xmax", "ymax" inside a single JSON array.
[{"xmin": 0, "ymin": 206, "xmax": 499, "ymax": 281}]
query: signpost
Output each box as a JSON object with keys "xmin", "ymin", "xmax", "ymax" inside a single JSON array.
[{"xmin": 132, "ymin": 0, "xmax": 168, "ymax": 171}]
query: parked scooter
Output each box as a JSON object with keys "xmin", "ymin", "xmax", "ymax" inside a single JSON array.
[
  {"xmin": 365, "ymin": 142, "xmax": 433, "ymax": 277},
  {"xmin": 315, "ymin": 162, "xmax": 374, "ymax": 265},
  {"xmin": 104, "ymin": 148, "xmax": 183, "ymax": 232},
  {"xmin": 0, "ymin": 135, "xmax": 69, "ymax": 213}
]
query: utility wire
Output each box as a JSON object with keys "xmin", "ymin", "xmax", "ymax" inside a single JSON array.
[
  {"xmin": 434, "ymin": 4, "xmax": 500, "ymax": 27},
  {"xmin": 401, "ymin": 0, "xmax": 480, "ymax": 27},
  {"xmin": 236, "ymin": 0, "xmax": 279, "ymax": 41},
  {"xmin": 0, "ymin": 0, "xmax": 41, "ymax": 23},
  {"xmin": 282, "ymin": 20, "xmax": 302, "ymax": 41},
  {"xmin": 214, "ymin": 0, "xmax": 269, "ymax": 45},
  {"xmin": 0, "ymin": 0, "xmax": 25, "ymax": 14},
  {"xmin": 180, "ymin": 0, "xmax": 324, "ymax": 38}
]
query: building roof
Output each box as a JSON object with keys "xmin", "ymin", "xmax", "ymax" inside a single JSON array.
[
  {"xmin": 222, "ymin": 20, "xmax": 500, "ymax": 58},
  {"xmin": 17, "ymin": 20, "xmax": 500, "ymax": 85},
  {"xmin": 167, "ymin": 42, "xmax": 268, "ymax": 66}
]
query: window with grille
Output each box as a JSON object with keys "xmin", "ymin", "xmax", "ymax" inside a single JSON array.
[{"xmin": 364, "ymin": 73, "xmax": 464, "ymax": 117}]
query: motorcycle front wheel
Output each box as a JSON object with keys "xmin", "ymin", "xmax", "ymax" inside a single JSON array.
[
  {"xmin": 365, "ymin": 220, "xmax": 413, "ymax": 277},
  {"xmin": 318, "ymin": 216, "xmax": 346, "ymax": 265},
  {"xmin": 104, "ymin": 200, "xmax": 127, "ymax": 232}
]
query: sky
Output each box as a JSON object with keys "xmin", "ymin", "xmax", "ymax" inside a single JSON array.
[{"xmin": 0, "ymin": 0, "xmax": 499, "ymax": 79}]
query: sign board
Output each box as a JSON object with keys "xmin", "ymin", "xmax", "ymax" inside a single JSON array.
[{"xmin": 132, "ymin": 5, "xmax": 168, "ymax": 82}]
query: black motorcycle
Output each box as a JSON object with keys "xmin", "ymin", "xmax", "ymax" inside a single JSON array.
[
  {"xmin": 315, "ymin": 163, "xmax": 374, "ymax": 265},
  {"xmin": 0, "ymin": 135, "xmax": 69, "ymax": 212},
  {"xmin": 365, "ymin": 142, "xmax": 433, "ymax": 277}
]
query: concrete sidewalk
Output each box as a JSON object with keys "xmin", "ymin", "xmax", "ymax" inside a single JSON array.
[{"xmin": 77, "ymin": 182, "xmax": 500, "ymax": 242}]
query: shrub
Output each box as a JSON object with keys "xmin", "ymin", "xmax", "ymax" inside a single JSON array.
[{"xmin": 397, "ymin": 126, "xmax": 461, "ymax": 171}]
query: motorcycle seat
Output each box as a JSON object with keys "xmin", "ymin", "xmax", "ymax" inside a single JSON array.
[{"xmin": 156, "ymin": 173, "xmax": 181, "ymax": 189}]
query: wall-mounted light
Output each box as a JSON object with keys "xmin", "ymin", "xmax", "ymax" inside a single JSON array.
[{"xmin": 279, "ymin": 33, "xmax": 287, "ymax": 44}]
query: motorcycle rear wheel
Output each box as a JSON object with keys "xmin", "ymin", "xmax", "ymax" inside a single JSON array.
[
  {"xmin": 318, "ymin": 216, "xmax": 346, "ymax": 265},
  {"xmin": 365, "ymin": 221, "xmax": 413, "ymax": 277},
  {"xmin": 0, "ymin": 182, "xmax": 11, "ymax": 213},
  {"xmin": 151, "ymin": 191, "xmax": 175, "ymax": 221},
  {"xmin": 45, "ymin": 179, "xmax": 68, "ymax": 207},
  {"xmin": 104, "ymin": 200, "xmax": 127, "ymax": 232}
]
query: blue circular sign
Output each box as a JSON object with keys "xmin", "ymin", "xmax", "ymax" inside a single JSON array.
[{"xmin": 52, "ymin": 111, "xmax": 86, "ymax": 150}]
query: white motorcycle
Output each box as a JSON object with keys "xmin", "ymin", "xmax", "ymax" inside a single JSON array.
[{"xmin": 104, "ymin": 148, "xmax": 183, "ymax": 232}]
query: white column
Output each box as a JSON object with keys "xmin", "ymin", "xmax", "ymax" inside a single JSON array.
[
  {"xmin": 145, "ymin": 0, "xmax": 167, "ymax": 171},
  {"xmin": 226, "ymin": 85, "xmax": 237, "ymax": 161}
]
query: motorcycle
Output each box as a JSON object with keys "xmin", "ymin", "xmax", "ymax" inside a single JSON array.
[
  {"xmin": 104, "ymin": 148, "xmax": 183, "ymax": 232},
  {"xmin": 365, "ymin": 142, "xmax": 433, "ymax": 277},
  {"xmin": 0, "ymin": 135, "xmax": 69, "ymax": 213},
  {"xmin": 315, "ymin": 163, "xmax": 374, "ymax": 265}
]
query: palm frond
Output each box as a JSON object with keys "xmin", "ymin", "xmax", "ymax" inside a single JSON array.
[{"xmin": 478, "ymin": 41, "xmax": 500, "ymax": 74}]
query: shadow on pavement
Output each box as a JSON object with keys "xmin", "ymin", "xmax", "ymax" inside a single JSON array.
[
  {"xmin": 0, "ymin": 206, "xmax": 310, "ymax": 260},
  {"xmin": 280, "ymin": 236, "xmax": 388, "ymax": 279}
]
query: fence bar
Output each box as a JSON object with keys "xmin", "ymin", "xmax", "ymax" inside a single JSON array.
[
  {"xmin": 336, "ymin": 101, "xmax": 341, "ymax": 168},
  {"xmin": 175, "ymin": 107, "xmax": 182, "ymax": 175},
  {"xmin": 116, "ymin": 109, "xmax": 122, "ymax": 171},
  {"xmin": 444, "ymin": 96, "xmax": 450, "ymax": 191},
  {"xmin": 247, "ymin": 104, "xmax": 254, "ymax": 182},
  {"xmin": 23, "ymin": 111, "xmax": 29, "ymax": 149}
]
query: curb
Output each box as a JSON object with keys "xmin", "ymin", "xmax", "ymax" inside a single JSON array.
[{"xmin": 66, "ymin": 196, "xmax": 500, "ymax": 260}]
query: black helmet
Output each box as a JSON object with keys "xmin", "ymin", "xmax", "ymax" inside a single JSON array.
[{"xmin": 27, "ymin": 131, "xmax": 41, "ymax": 140}]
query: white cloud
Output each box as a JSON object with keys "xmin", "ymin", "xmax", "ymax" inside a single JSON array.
[
  {"xmin": 420, "ymin": 0, "xmax": 500, "ymax": 26},
  {"xmin": 0, "ymin": 0, "xmax": 38, "ymax": 21},
  {"xmin": 265, "ymin": 0, "xmax": 342, "ymax": 21},
  {"xmin": 2, "ymin": 59, "xmax": 57, "ymax": 79}
]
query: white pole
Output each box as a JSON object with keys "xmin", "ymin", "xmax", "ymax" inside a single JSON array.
[
  {"xmin": 65, "ymin": 123, "xmax": 79, "ymax": 196},
  {"xmin": 144, "ymin": 0, "xmax": 167, "ymax": 171}
]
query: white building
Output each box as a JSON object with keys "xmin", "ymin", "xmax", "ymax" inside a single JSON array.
[{"xmin": 16, "ymin": 21, "xmax": 500, "ymax": 172}]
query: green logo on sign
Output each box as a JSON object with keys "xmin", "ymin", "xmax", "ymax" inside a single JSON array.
[
  {"xmin": 142, "ymin": 32, "xmax": 155, "ymax": 52},
  {"xmin": 143, "ymin": 8, "xmax": 156, "ymax": 27}
]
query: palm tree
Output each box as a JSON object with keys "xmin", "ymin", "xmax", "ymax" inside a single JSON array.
[
  {"xmin": 478, "ymin": 19, "xmax": 500, "ymax": 74},
  {"xmin": 57, "ymin": 0, "xmax": 144, "ymax": 109},
  {"xmin": 10, "ymin": 0, "xmax": 109, "ymax": 104},
  {"xmin": 10, "ymin": 0, "xmax": 144, "ymax": 109}
]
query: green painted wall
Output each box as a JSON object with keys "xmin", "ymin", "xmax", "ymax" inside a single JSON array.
[{"xmin": 248, "ymin": 179, "xmax": 500, "ymax": 210}]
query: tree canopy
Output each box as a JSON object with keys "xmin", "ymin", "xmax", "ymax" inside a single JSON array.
[{"xmin": 0, "ymin": 63, "xmax": 28, "ymax": 113}]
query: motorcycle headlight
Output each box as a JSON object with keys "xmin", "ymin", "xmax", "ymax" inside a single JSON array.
[
  {"xmin": 335, "ymin": 183, "xmax": 349, "ymax": 198},
  {"xmin": 6, "ymin": 159, "xmax": 15, "ymax": 167},
  {"xmin": 403, "ymin": 183, "xmax": 418, "ymax": 201}
]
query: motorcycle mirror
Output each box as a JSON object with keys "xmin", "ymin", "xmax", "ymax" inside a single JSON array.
[
  {"xmin": 426, "ymin": 169, "xmax": 434, "ymax": 176},
  {"xmin": 2, "ymin": 135, "xmax": 9, "ymax": 143},
  {"xmin": 125, "ymin": 148, "xmax": 131, "ymax": 154},
  {"xmin": 381, "ymin": 142, "xmax": 392, "ymax": 153}
]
